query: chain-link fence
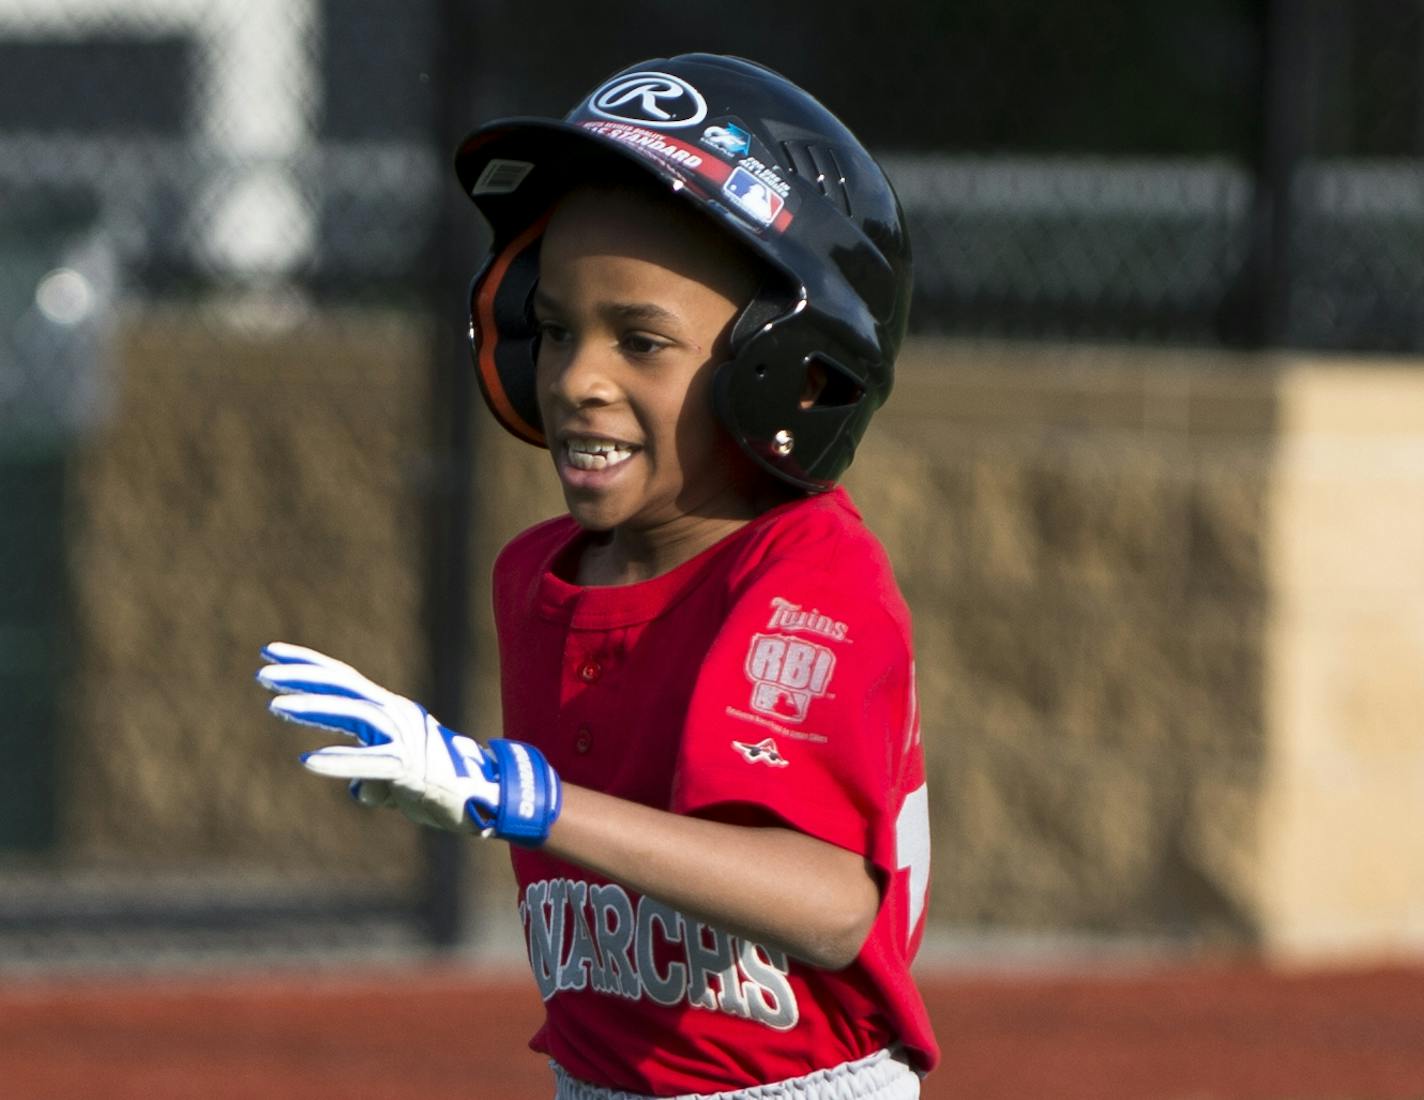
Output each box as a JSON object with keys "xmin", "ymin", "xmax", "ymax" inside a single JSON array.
[
  {"xmin": 2, "ymin": 0, "xmax": 1422, "ymax": 965},
  {"xmin": 892, "ymin": 155, "xmax": 1424, "ymax": 350},
  {"xmin": 0, "ymin": 0, "xmax": 464, "ymax": 967},
  {"xmin": 881, "ymin": 0, "xmax": 1424, "ymax": 349}
]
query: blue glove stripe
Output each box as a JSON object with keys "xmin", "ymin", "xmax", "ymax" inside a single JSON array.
[
  {"xmin": 258, "ymin": 672, "xmax": 370, "ymax": 700},
  {"xmin": 464, "ymin": 796, "xmax": 495, "ymax": 829},
  {"xmin": 278, "ymin": 707, "xmax": 394, "ymax": 746},
  {"xmin": 437, "ymin": 725, "xmax": 470, "ymax": 778},
  {"xmin": 488, "ymin": 739, "xmax": 561, "ymax": 845}
]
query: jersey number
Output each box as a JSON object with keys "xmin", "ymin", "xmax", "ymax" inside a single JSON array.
[{"xmin": 895, "ymin": 783, "xmax": 930, "ymax": 951}]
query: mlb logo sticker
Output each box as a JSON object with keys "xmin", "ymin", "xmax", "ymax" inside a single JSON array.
[
  {"xmin": 723, "ymin": 166, "xmax": 785, "ymax": 227},
  {"xmin": 745, "ymin": 633, "xmax": 835, "ymax": 724}
]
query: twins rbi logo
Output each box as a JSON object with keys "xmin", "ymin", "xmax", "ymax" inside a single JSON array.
[
  {"xmin": 589, "ymin": 72, "xmax": 707, "ymax": 129},
  {"xmin": 745, "ymin": 633, "xmax": 835, "ymax": 724}
]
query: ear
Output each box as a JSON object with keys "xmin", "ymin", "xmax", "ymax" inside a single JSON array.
[{"xmin": 799, "ymin": 359, "xmax": 828, "ymax": 410}]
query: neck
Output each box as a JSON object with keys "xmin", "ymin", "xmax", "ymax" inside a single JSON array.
[{"xmin": 577, "ymin": 509, "xmax": 755, "ymax": 586}]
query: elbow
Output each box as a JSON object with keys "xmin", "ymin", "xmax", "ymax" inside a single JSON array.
[
  {"xmin": 800, "ymin": 914, "xmax": 874, "ymax": 971},
  {"xmin": 797, "ymin": 888, "xmax": 880, "ymax": 971},
  {"xmin": 800, "ymin": 940, "xmax": 860, "ymax": 973}
]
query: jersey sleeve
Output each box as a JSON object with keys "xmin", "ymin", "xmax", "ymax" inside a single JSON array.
[{"xmin": 670, "ymin": 556, "xmax": 913, "ymax": 871}]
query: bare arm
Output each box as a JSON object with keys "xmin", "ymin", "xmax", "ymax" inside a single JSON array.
[{"xmin": 542, "ymin": 784, "xmax": 881, "ymax": 971}]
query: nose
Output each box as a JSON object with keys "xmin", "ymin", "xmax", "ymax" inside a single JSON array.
[{"xmin": 541, "ymin": 336, "xmax": 618, "ymax": 412}]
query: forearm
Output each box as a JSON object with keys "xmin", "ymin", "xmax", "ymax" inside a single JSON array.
[
  {"xmin": 542, "ymin": 784, "xmax": 879, "ymax": 970},
  {"xmin": 256, "ymin": 646, "xmax": 877, "ymax": 966}
]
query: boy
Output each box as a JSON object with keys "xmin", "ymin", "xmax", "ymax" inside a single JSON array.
[{"xmin": 259, "ymin": 53, "xmax": 936, "ymax": 1098}]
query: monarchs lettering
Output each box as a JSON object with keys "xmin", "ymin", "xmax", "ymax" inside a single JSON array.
[{"xmin": 518, "ymin": 878, "xmax": 799, "ymax": 1032}]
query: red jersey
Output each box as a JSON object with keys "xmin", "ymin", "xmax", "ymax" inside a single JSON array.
[{"xmin": 493, "ymin": 487, "xmax": 938, "ymax": 1094}]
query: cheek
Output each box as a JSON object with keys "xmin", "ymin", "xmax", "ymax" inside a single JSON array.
[
  {"xmin": 664, "ymin": 367, "xmax": 728, "ymax": 462},
  {"xmin": 532, "ymin": 345, "xmax": 558, "ymax": 403},
  {"xmin": 533, "ymin": 345, "xmax": 578, "ymax": 434}
]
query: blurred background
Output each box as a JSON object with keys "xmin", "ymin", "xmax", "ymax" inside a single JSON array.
[{"xmin": 2, "ymin": 1, "xmax": 1422, "ymax": 1096}]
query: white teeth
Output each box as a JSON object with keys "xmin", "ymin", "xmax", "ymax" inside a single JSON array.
[{"xmin": 565, "ymin": 437, "xmax": 636, "ymax": 471}]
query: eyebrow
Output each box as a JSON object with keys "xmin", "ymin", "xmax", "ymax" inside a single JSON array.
[
  {"xmin": 532, "ymin": 289, "xmax": 680, "ymax": 327},
  {"xmin": 606, "ymin": 301, "xmax": 680, "ymax": 325}
]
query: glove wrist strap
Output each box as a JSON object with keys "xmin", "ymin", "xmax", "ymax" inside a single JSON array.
[{"xmin": 484, "ymin": 739, "xmax": 562, "ymax": 844}]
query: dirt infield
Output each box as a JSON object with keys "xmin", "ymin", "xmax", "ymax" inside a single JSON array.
[{"xmin": 0, "ymin": 960, "xmax": 1420, "ymax": 1099}]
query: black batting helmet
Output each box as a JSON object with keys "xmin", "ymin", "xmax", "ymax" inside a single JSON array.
[{"xmin": 454, "ymin": 53, "xmax": 912, "ymax": 492}]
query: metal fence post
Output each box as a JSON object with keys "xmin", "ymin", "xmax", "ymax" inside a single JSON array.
[
  {"xmin": 419, "ymin": 0, "xmax": 489, "ymax": 949},
  {"xmin": 1230, "ymin": 0, "xmax": 1327, "ymax": 348}
]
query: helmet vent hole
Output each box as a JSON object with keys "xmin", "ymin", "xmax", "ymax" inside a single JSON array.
[
  {"xmin": 803, "ymin": 356, "xmax": 864, "ymax": 409},
  {"xmin": 754, "ymin": 364, "xmax": 768, "ymax": 379},
  {"xmin": 781, "ymin": 141, "xmax": 854, "ymax": 218}
]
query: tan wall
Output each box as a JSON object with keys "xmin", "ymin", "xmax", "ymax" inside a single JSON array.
[
  {"xmin": 62, "ymin": 306, "xmax": 428, "ymax": 890},
  {"xmin": 61, "ymin": 314, "xmax": 1424, "ymax": 958},
  {"xmin": 1259, "ymin": 364, "xmax": 1424, "ymax": 959},
  {"xmin": 847, "ymin": 342, "xmax": 1277, "ymax": 945}
]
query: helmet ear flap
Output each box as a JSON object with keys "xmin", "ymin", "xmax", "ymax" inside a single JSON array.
[
  {"xmin": 468, "ymin": 216, "xmax": 550, "ymax": 446},
  {"xmin": 728, "ymin": 285, "xmax": 790, "ymax": 351},
  {"xmin": 714, "ymin": 313, "xmax": 881, "ymax": 494}
]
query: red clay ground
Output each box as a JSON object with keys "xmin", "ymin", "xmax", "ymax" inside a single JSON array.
[{"xmin": 0, "ymin": 961, "xmax": 1420, "ymax": 1099}]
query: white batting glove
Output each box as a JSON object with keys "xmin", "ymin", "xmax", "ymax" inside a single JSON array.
[{"xmin": 256, "ymin": 642, "xmax": 562, "ymax": 844}]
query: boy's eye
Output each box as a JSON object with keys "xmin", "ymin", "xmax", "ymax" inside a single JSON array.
[
  {"xmin": 536, "ymin": 319, "xmax": 571, "ymax": 344},
  {"xmin": 621, "ymin": 332, "xmax": 666, "ymax": 356}
]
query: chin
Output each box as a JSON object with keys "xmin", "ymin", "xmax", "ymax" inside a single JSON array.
[
  {"xmin": 568, "ymin": 511, "xmax": 616, "ymax": 533},
  {"xmin": 560, "ymin": 491, "xmax": 626, "ymax": 533}
]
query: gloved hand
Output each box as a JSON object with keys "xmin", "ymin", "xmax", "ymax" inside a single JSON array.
[{"xmin": 256, "ymin": 642, "xmax": 561, "ymax": 844}]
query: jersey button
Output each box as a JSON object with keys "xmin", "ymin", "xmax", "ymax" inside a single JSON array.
[
  {"xmin": 578, "ymin": 659, "xmax": 602, "ymax": 683},
  {"xmin": 575, "ymin": 728, "xmax": 592, "ymax": 753}
]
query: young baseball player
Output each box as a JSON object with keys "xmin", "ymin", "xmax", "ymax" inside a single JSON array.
[{"xmin": 258, "ymin": 54, "xmax": 936, "ymax": 1098}]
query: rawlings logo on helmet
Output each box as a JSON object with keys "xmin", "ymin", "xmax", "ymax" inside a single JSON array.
[{"xmin": 589, "ymin": 71, "xmax": 707, "ymax": 129}]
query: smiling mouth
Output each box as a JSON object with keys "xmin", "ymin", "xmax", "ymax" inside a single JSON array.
[{"xmin": 564, "ymin": 436, "xmax": 640, "ymax": 471}]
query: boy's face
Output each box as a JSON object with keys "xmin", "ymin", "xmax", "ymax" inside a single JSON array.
[{"xmin": 533, "ymin": 184, "xmax": 763, "ymax": 535}]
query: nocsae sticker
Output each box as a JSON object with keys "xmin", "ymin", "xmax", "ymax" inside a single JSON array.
[{"xmin": 472, "ymin": 158, "xmax": 533, "ymax": 195}]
